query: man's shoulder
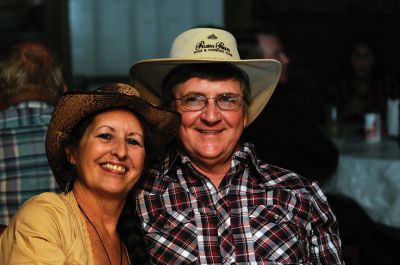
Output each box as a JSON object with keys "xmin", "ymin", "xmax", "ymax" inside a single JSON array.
[
  {"xmin": 137, "ymin": 152, "xmax": 177, "ymax": 192},
  {"xmin": 255, "ymin": 160, "xmax": 316, "ymax": 193},
  {"xmin": 237, "ymin": 143, "xmax": 312, "ymax": 191}
]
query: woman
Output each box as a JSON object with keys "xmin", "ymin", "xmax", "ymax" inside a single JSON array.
[{"xmin": 0, "ymin": 83, "xmax": 180, "ymax": 264}]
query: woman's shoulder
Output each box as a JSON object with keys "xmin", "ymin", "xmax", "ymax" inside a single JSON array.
[
  {"xmin": 1, "ymin": 194, "xmax": 90, "ymax": 264},
  {"xmin": 4, "ymin": 192, "xmax": 82, "ymax": 244},
  {"xmin": 10, "ymin": 192, "xmax": 74, "ymax": 231},
  {"xmin": 18, "ymin": 192, "xmax": 67, "ymax": 213}
]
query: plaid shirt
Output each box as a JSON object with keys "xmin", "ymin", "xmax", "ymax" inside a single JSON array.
[
  {"xmin": 137, "ymin": 143, "xmax": 343, "ymax": 264},
  {"xmin": 0, "ymin": 101, "xmax": 58, "ymax": 225}
]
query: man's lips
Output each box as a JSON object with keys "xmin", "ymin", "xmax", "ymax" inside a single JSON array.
[{"xmin": 196, "ymin": 129, "xmax": 224, "ymax": 134}]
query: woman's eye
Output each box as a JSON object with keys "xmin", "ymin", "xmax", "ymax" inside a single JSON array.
[
  {"xmin": 126, "ymin": 138, "xmax": 143, "ymax": 146},
  {"xmin": 97, "ymin": 133, "xmax": 112, "ymax": 140}
]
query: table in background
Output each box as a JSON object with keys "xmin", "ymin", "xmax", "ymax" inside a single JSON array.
[{"xmin": 323, "ymin": 137, "xmax": 400, "ymax": 228}]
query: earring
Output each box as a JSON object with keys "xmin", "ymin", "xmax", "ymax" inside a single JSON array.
[
  {"xmin": 64, "ymin": 178, "xmax": 71, "ymax": 196},
  {"xmin": 64, "ymin": 165, "xmax": 76, "ymax": 196}
]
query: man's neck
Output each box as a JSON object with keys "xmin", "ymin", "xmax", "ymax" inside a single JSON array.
[{"xmin": 190, "ymin": 157, "xmax": 231, "ymax": 188}]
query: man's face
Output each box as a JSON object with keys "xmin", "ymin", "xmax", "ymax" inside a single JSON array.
[
  {"xmin": 351, "ymin": 44, "xmax": 375, "ymax": 79},
  {"xmin": 257, "ymin": 34, "xmax": 290, "ymax": 83},
  {"xmin": 173, "ymin": 77, "xmax": 247, "ymax": 169}
]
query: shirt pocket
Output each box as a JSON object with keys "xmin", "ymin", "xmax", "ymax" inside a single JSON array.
[
  {"xmin": 145, "ymin": 208, "xmax": 198, "ymax": 264},
  {"xmin": 249, "ymin": 204, "xmax": 308, "ymax": 264}
]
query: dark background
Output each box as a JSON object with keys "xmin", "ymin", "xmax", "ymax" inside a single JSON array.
[
  {"xmin": 226, "ymin": 0, "xmax": 400, "ymax": 79},
  {"xmin": 1, "ymin": 0, "xmax": 399, "ymax": 92},
  {"xmin": 0, "ymin": 0, "xmax": 70, "ymax": 84}
]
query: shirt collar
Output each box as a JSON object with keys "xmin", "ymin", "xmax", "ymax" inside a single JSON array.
[
  {"xmin": 160, "ymin": 141, "xmax": 262, "ymax": 179},
  {"xmin": 13, "ymin": 101, "xmax": 53, "ymax": 109},
  {"xmin": 0, "ymin": 101, "xmax": 54, "ymax": 129}
]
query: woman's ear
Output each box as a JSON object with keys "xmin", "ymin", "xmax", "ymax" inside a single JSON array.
[{"xmin": 65, "ymin": 147, "xmax": 76, "ymax": 166}]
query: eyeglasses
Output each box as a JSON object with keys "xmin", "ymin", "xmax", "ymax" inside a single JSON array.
[{"xmin": 174, "ymin": 93, "xmax": 244, "ymax": 111}]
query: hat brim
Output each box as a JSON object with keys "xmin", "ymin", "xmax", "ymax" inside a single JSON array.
[
  {"xmin": 45, "ymin": 91, "xmax": 180, "ymax": 191},
  {"xmin": 129, "ymin": 58, "xmax": 281, "ymax": 126}
]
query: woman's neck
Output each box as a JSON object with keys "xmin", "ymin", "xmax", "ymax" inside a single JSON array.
[{"xmin": 72, "ymin": 183, "xmax": 124, "ymax": 235}]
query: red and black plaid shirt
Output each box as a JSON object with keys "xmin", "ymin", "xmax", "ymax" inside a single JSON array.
[{"xmin": 136, "ymin": 143, "xmax": 343, "ymax": 264}]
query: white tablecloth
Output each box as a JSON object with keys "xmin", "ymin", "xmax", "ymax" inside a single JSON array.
[{"xmin": 323, "ymin": 138, "xmax": 400, "ymax": 228}]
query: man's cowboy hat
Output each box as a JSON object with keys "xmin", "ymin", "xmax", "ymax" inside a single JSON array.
[
  {"xmin": 129, "ymin": 27, "xmax": 281, "ymax": 125},
  {"xmin": 45, "ymin": 83, "xmax": 180, "ymax": 191}
]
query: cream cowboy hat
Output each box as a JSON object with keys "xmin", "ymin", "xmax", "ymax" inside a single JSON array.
[
  {"xmin": 45, "ymin": 83, "xmax": 180, "ymax": 191},
  {"xmin": 129, "ymin": 27, "xmax": 281, "ymax": 125}
]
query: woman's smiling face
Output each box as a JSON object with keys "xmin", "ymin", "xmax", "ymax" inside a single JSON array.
[{"xmin": 66, "ymin": 108, "xmax": 145, "ymax": 197}]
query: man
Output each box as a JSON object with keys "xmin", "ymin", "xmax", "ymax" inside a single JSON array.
[
  {"xmin": 256, "ymin": 28, "xmax": 290, "ymax": 84},
  {"xmin": 242, "ymin": 27, "xmax": 339, "ymax": 183},
  {"xmin": 0, "ymin": 41, "xmax": 64, "ymax": 224},
  {"xmin": 130, "ymin": 27, "xmax": 343, "ymax": 264}
]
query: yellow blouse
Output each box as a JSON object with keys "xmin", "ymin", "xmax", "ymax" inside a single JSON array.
[{"xmin": 0, "ymin": 192, "xmax": 94, "ymax": 264}]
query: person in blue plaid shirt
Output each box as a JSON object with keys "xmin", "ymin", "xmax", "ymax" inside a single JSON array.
[
  {"xmin": 0, "ymin": 41, "xmax": 64, "ymax": 224},
  {"xmin": 129, "ymin": 28, "xmax": 343, "ymax": 264}
]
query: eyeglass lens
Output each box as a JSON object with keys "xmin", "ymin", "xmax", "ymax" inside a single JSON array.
[{"xmin": 178, "ymin": 94, "xmax": 242, "ymax": 110}]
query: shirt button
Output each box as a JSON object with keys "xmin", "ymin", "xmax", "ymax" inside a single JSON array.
[
  {"xmin": 222, "ymin": 256, "xmax": 232, "ymax": 263},
  {"xmin": 163, "ymin": 224, "xmax": 169, "ymax": 229}
]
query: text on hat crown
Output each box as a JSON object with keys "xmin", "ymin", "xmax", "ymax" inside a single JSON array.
[{"xmin": 195, "ymin": 41, "xmax": 231, "ymax": 53}]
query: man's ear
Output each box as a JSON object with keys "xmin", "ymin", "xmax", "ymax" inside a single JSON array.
[{"xmin": 243, "ymin": 107, "xmax": 248, "ymax": 128}]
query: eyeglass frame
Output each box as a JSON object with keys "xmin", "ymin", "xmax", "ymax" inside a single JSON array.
[{"xmin": 173, "ymin": 93, "xmax": 245, "ymax": 111}]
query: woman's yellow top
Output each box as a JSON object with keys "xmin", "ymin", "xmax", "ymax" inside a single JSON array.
[{"xmin": 0, "ymin": 192, "xmax": 94, "ymax": 264}]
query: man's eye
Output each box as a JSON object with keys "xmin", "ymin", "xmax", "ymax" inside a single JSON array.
[
  {"xmin": 220, "ymin": 95, "xmax": 239, "ymax": 103},
  {"xmin": 183, "ymin": 95, "xmax": 202, "ymax": 103},
  {"xmin": 182, "ymin": 95, "xmax": 205, "ymax": 105},
  {"xmin": 97, "ymin": 133, "xmax": 112, "ymax": 140}
]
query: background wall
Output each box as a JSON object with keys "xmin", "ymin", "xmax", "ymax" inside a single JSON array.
[
  {"xmin": 0, "ymin": 0, "xmax": 398, "ymax": 91},
  {"xmin": 68, "ymin": 0, "xmax": 224, "ymax": 89}
]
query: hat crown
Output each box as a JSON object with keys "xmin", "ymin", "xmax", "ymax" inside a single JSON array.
[
  {"xmin": 97, "ymin": 83, "xmax": 141, "ymax": 97},
  {"xmin": 170, "ymin": 28, "xmax": 241, "ymax": 60}
]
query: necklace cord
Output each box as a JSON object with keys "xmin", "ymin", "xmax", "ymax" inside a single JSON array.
[{"xmin": 78, "ymin": 203, "xmax": 122, "ymax": 265}]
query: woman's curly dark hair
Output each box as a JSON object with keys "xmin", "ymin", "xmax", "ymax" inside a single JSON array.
[{"xmin": 117, "ymin": 189, "xmax": 150, "ymax": 264}]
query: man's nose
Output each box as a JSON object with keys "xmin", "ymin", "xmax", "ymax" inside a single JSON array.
[{"xmin": 200, "ymin": 99, "xmax": 222, "ymax": 123}]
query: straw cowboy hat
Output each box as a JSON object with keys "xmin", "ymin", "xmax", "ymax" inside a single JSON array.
[
  {"xmin": 129, "ymin": 27, "xmax": 282, "ymax": 125},
  {"xmin": 45, "ymin": 83, "xmax": 181, "ymax": 191}
]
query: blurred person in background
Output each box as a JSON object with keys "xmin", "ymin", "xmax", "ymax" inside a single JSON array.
[
  {"xmin": 326, "ymin": 37, "xmax": 400, "ymax": 265},
  {"xmin": 241, "ymin": 26, "xmax": 339, "ymax": 183},
  {"xmin": 327, "ymin": 39, "xmax": 399, "ymax": 137},
  {"xmin": 0, "ymin": 41, "xmax": 64, "ymax": 224}
]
